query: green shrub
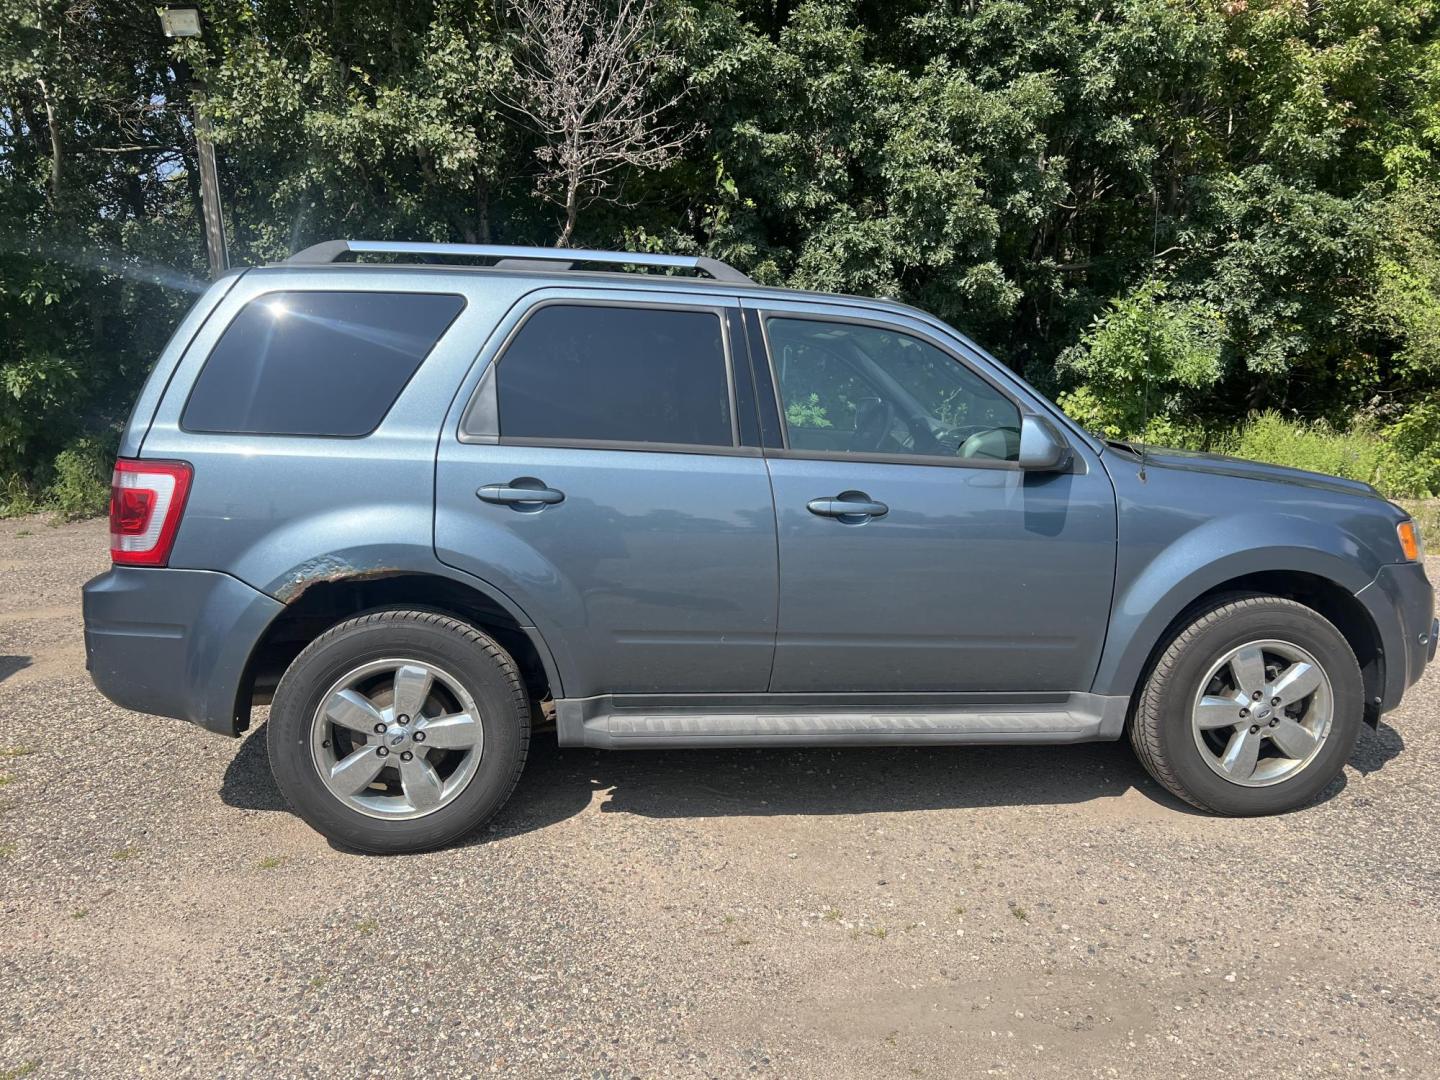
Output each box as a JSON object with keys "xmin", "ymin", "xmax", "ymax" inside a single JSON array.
[
  {"xmin": 1378, "ymin": 396, "xmax": 1440, "ymax": 499},
  {"xmin": 48, "ymin": 435, "xmax": 117, "ymax": 521},
  {"xmin": 1056, "ymin": 279, "xmax": 1225, "ymax": 439},
  {"xmin": 0, "ymin": 474, "xmax": 42, "ymax": 519}
]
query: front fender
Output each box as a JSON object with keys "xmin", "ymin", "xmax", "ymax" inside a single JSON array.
[{"xmin": 1092, "ymin": 513, "xmax": 1380, "ymax": 701}]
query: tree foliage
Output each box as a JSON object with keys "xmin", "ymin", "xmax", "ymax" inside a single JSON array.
[{"xmin": 3, "ymin": 0, "xmax": 1440, "ymax": 505}]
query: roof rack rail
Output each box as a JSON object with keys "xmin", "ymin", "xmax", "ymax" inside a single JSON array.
[{"xmin": 284, "ymin": 240, "xmax": 756, "ymax": 285}]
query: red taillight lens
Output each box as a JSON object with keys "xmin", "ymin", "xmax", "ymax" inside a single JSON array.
[{"xmin": 109, "ymin": 459, "xmax": 192, "ymax": 567}]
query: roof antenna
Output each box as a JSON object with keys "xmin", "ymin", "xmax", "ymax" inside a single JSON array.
[
  {"xmin": 1137, "ymin": 377, "xmax": 1149, "ymax": 482},
  {"xmin": 1137, "ymin": 185, "xmax": 1162, "ymax": 483}
]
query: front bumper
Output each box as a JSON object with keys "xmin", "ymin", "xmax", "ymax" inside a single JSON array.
[
  {"xmin": 83, "ymin": 567, "xmax": 283, "ymax": 736},
  {"xmin": 1356, "ymin": 560, "xmax": 1436, "ymax": 714}
]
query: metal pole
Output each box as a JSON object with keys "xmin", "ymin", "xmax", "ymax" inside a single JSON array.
[{"xmin": 191, "ymin": 102, "xmax": 228, "ymax": 278}]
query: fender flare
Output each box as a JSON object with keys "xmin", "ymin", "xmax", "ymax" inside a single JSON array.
[
  {"xmin": 1092, "ymin": 514, "xmax": 1381, "ymax": 702},
  {"xmin": 253, "ymin": 544, "xmax": 568, "ymax": 700}
]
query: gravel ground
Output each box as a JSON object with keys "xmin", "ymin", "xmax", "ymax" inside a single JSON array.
[{"xmin": 0, "ymin": 515, "xmax": 1436, "ymax": 1079}]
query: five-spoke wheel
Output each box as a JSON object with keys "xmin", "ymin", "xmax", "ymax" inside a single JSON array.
[
  {"xmin": 269, "ymin": 610, "xmax": 530, "ymax": 853},
  {"xmin": 1131, "ymin": 594, "xmax": 1363, "ymax": 815},
  {"xmin": 312, "ymin": 659, "xmax": 485, "ymax": 818},
  {"xmin": 1190, "ymin": 639, "xmax": 1333, "ymax": 786}
]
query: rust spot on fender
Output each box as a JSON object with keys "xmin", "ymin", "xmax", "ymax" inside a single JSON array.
[{"xmin": 274, "ymin": 555, "xmax": 407, "ymax": 604}]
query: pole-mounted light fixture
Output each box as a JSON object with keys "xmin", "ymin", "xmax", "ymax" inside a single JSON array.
[
  {"xmin": 159, "ymin": 7, "xmax": 203, "ymax": 39},
  {"xmin": 158, "ymin": 6, "xmax": 228, "ymax": 278}
]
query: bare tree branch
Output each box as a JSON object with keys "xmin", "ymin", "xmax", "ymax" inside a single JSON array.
[{"xmin": 499, "ymin": 0, "xmax": 700, "ymax": 246}]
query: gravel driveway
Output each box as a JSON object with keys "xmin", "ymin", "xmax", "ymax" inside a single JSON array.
[{"xmin": 1, "ymin": 515, "xmax": 1436, "ymax": 1078}]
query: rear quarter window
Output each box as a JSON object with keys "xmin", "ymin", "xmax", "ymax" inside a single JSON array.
[{"xmin": 182, "ymin": 290, "xmax": 465, "ymax": 436}]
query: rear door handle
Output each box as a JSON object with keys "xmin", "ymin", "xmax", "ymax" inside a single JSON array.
[
  {"xmin": 806, "ymin": 492, "xmax": 888, "ymax": 522},
  {"xmin": 477, "ymin": 479, "xmax": 565, "ymax": 508}
]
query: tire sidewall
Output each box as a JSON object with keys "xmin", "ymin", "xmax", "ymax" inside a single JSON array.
[
  {"xmin": 1151, "ymin": 601, "xmax": 1363, "ymax": 815},
  {"xmin": 268, "ymin": 613, "xmax": 526, "ymax": 853}
]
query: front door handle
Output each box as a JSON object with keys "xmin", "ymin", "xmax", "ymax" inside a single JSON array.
[
  {"xmin": 806, "ymin": 491, "xmax": 888, "ymax": 523},
  {"xmin": 477, "ymin": 479, "xmax": 565, "ymax": 509}
]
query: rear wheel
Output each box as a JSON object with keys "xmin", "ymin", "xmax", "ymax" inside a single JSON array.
[
  {"xmin": 268, "ymin": 610, "xmax": 530, "ymax": 853},
  {"xmin": 1129, "ymin": 594, "xmax": 1364, "ymax": 815}
]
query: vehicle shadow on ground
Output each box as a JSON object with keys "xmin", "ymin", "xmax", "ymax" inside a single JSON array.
[
  {"xmin": 1349, "ymin": 718, "xmax": 1405, "ymax": 775},
  {"xmin": 0, "ymin": 655, "xmax": 31, "ymax": 685},
  {"xmin": 224, "ymin": 719, "xmax": 1409, "ymax": 838}
]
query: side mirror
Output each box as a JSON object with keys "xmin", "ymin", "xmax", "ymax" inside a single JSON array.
[{"xmin": 1017, "ymin": 414, "xmax": 1071, "ymax": 471}]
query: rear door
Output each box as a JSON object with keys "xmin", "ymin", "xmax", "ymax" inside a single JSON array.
[
  {"xmin": 745, "ymin": 300, "xmax": 1117, "ymax": 695},
  {"xmin": 435, "ymin": 288, "xmax": 778, "ymax": 698}
]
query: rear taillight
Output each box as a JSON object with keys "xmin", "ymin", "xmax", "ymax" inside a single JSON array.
[{"xmin": 109, "ymin": 459, "xmax": 192, "ymax": 566}]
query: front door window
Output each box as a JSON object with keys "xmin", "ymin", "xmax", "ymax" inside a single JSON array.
[{"xmin": 766, "ymin": 318, "xmax": 1021, "ymax": 462}]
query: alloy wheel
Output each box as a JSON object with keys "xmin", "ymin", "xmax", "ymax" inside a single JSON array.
[
  {"xmin": 309, "ymin": 658, "xmax": 484, "ymax": 819},
  {"xmin": 1190, "ymin": 638, "xmax": 1334, "ymax": 787}
]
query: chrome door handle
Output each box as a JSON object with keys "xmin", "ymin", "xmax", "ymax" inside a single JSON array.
[
  {"xmin": 477, "ymin": 480, "xmax": 565, "ymax": 507},
  {"xmin": 806, "ymin": 492, "xmax": 888, "ymax": 522}
]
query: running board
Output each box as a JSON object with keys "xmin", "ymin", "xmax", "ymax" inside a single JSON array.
[{"xmin": 555, "ymin": 694, "xmax": 1128, "ymax": 749}]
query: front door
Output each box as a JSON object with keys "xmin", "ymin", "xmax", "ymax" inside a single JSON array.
[
  {"xmin": 436, "ymin": 292, "xmax": 777, "ymax": 698},
  {"xmin": 747, "ymin": 302, "xmax": 1117, "ymax": 695}
]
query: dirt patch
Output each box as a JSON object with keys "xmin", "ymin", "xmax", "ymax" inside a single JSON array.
[{"xmin": 0, "ymin": 521, "xmax": 1436, "ymax": 1079}]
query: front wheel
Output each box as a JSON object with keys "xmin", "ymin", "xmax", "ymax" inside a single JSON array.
[
  {"xmin": 1129, "ymin": 594, "xmax": 1364, "ymax": 815},
  {"xmin": 268, "ymin": 610, "xmax": 530, "ymax": 853}
]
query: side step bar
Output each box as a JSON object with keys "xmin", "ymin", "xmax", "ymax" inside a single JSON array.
[{"xmin": 555, "ymin": 694, "xmax": 1128, "ymax": 749}]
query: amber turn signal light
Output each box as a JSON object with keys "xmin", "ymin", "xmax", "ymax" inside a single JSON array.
[{"xmin": 1397, "ymin": 520, "xmax": 1422, "ymax": 562}]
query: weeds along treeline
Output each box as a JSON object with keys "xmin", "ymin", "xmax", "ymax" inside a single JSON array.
[{"xmin": 3, "ymin": 0, "xmax": 1440, "ymax": 515}]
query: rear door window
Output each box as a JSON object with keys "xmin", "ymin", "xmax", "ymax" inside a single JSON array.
[
  {"xmin": 493, "ymin": 304, "xmax": 733, "ymax": 447},
  {"xmin": 182, "ymin": 290, "xmax": 465, "ymax": 436}
]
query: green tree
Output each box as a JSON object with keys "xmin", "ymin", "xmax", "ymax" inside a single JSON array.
[{"xmin": 4, "ymin": 0, "xmax": 1440, "ymax": 506}]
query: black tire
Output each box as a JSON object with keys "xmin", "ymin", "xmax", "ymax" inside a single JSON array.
[
  {"xmin": 268, "ymin": 609, "xmax": 530, "ymax": 854},
  {"xmin": 1129, "ymin": 593, "xmax": 1364, "ymax": 815}
]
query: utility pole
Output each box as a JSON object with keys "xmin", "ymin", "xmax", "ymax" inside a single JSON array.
[
  {"xmin": 160, "ymin": 6, "xmax": 229, "ymax": 278},
  {"xmin": 190, "ymin": 101, "xmax": 228, "ymax": 278}
]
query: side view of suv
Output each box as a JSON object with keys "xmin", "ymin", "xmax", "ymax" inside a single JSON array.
[{"xmin": 83, "ymin": 241, "xmax": 1436, "ymax": 853}]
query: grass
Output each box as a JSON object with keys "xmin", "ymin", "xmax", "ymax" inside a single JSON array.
[
  {"xmin": 70, "ymin": 907, "xmax": 89, "ymax": 919},
  {"xmin": 0, "ymin": 1062, "xmax": 40, "ymax": 1080},
  {"xmin": 1131, "ymin": 411, "xmax": 1440, "ymax": 503},
  {"xmin": 254, "ymin": 855, "xmax": 288, "ymax": 871},
  {"xmin": 1010, "ymin": 906, "xmax": 1030, "ymax": 922},
  {"xmin": 0, "ymin": 748, "xmax": 33, "ymax": 760},
  {"xmin": 308, "ymin": 975, "xmax": 329, "ymax": 990},
  {"xmin": 1397, "ymin": 498, "xmax": 1440, "ymax": 538},
  {"xmin": 0, "ymin": 775, "xmax": 13, "ymax": 788},
  {"xmin": 110, "ymin": 846, "xmax": 141, "ymax": 861},
  {"xmin": 0, "ymin": 842, "xmax": 15, "ymax": 860},
  {"xmin": 355, "ymin": 917, "xmax": 379, "ymax": 936},
  {"xmin": 1214, "ymin": 412, "xmax": 1385, "ymax": 489},
  {"xmin": 822, "ymin": 907, "xmax": 843, "ymax": 922}
]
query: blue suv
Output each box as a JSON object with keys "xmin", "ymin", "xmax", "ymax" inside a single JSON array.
[{"xmin": 82, "ymin": 241, "xmax": 1436, "ymax": 853}]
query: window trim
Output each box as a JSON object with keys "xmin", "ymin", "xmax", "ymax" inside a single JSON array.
[
  {"xmin": 458, "ymin": 297, "xmax": 751, "ymax": 456},
  {"xmin": 751, "ymin": 308, "xmax": 1046, "ymax": 472},
  {"xmin": 179, "ymin": 288, "xmax": 467, "ymax": 439}
]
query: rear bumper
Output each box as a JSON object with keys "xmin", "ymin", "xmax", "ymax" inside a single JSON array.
[
  {"xmin": 1356, "ymin": 561, "xmax": 1435, "ymax": 713},
  {"xmin": 82, "ymin": 567, "xmax": 283, "ymax": 736}
]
